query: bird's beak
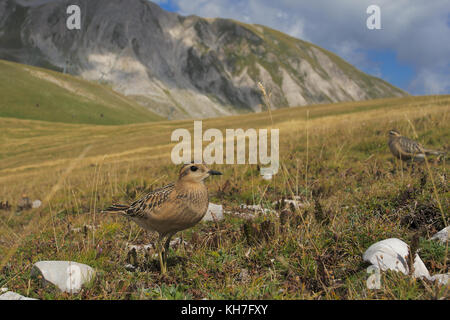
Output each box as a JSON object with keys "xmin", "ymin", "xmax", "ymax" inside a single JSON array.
[{"xmin": 208, "ymin": 170, "xmax": 222, "ymax": 176}]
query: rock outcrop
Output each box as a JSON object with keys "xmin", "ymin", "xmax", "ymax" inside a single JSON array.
[{"xmin": 0, "ymin": 0, "xmax": 407, "ymax": 119}]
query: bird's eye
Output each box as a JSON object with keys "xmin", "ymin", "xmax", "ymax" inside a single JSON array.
[{"xmin": 190, "ymin": 166, "xmax": 198, "ymax": 172}]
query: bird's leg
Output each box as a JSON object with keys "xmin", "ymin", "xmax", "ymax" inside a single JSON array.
[
  {"xmin": 156, "ymin": 234, "xmax": 167, "ymax": 275},
  {"xmin": 163, "ymin": 232, "xmax": 175, "ymax": 264}
]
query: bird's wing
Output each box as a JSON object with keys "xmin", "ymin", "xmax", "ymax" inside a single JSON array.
[
  {"xmin": 398, "ymin": 137, "xmax": 425, "ymax": 155},
  {"xmin": 124, "ymin": 182, "xmax": 176, "ymax": 218}
]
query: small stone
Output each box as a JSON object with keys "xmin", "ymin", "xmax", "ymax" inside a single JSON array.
[
  {"xmin": 225, "ymin": 210, "xmax": 256, "ymax": 220},
  {"xmin": 0, "ymin": 291, "xmax": 37, "ymax": 300},
  {"xmin": 273, "ymin": 198, "xmax": 304, "ymax": 211},
  {"xmin": 227, "ymin": 203, "xmax": 277, "ymax": 219},
  {"xmin": 32, "ymin": 199, "xmax": 42, "ymax": 208},
  {"xmin": 430, "ymin": 226, "xmax": 449, "ymax": 244},
  {"xmin": 239, "ymin": 204, "xmax": 275, "ymax": 215},
  {"xmin": 201, "ymin": 203, "xmax": 224, "ymax": 222},
  {"xmin": 31, "ymin": 261, "xmax": 95, "ymax": 294},
  {"xmin": 412, "ymin": 255, "xmax": 430, "ymax": 279},
  {"xmin": 430, "ymin": 273, "xmax": 449, "ymax": 286},
  {"xmin": 124, "ymin": 264, "xmax": 136, "ymax": 272}
]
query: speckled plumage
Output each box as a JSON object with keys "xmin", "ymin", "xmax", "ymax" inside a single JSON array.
[
  {"xmin": 388, "ymin": 130, "xmax": 445, "ymax": 162},
  {"xmin": 104, "ymin": 163, "xmax": 222, "ymax": 273}
]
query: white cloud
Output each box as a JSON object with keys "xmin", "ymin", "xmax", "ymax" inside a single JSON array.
[
  {"xmin": 410, "ymin": 69, "xmax": 450, "ymax": 95},
  {"xmin": 168, "ymin": 0, "xmax": 450, "ymax": 94},
  {"xmin": 333, "ymin": 40, "xmax": 383, "ymax": 77}
]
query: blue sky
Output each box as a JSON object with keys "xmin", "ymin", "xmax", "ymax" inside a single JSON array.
[{"xmin": 153, "ymin": 0, "xmax": 450, "ymax": 95}]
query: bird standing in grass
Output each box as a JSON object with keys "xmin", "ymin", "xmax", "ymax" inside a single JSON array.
[
  {"xmin": 17, "ymin": 194, "xmax": 32, "ymax": 211},
  {"xmin": 104, "ymin": 163, "xmax": 222, "ymax": 274},
  {"xmin": 388, "ymin": 130, "xmax": 446, "ymax": 162}
]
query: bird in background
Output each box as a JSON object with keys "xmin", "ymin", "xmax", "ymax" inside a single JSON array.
[
  {"xmin": 104, "ymin": 163, "xmax": 222, "ymax": 274},
  {"xmin": 388, "ymin": 129, "xmax": 446, "ymax": 162},
  {"xmin": 17, "ymin": 194, "xmax": 32, "ymax": 211}
]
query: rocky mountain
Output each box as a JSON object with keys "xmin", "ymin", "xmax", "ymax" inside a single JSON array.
[{"xmin": 0, "ymin": 0, "xmax": 408, "ymax": 119}]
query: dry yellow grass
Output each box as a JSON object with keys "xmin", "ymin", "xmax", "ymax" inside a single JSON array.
[{"xmin": 0, "ymin": 95, "xmax": 448, "ymax": 299}]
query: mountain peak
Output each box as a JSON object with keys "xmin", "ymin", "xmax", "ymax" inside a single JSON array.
[{"xmin": 0, "ymin": 0, "xmax": 407, "ymax": 119}]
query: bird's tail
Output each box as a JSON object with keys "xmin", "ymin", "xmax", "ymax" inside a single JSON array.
[
  {"xmin": 102, "ymin": 203, "xmax": 129, "ymax": 214},
  {"xmin": 424, "ymin": 149, "xmax": 446, "ymax": 156}
]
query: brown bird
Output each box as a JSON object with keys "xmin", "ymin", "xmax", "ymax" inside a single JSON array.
[
  {"xmin": 388, "ymin": 130, "xmax": 445, "ymax": 162},
  {"xmin": 17, "ymin": 194, "xmax": 32, "ymax": 211},
  {"xmin": 104, "ymin": 163, "xmax": 222, "ymax": 274}
]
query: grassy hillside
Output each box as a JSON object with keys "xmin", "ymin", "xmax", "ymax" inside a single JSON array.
[
  {"xmin": 0, "ymin": 95, "xmax": 448, "ymax": 299},
  {"xmin": 0, "ymin": 59, "xmax": 162, "ymax": 125}
]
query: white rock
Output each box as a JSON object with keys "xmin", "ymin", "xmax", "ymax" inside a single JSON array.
[
  {"xmin": 239, "ymin": 204, "xmax": 275, "ymax": 214},
  {"xmin": 124, "ymin": 264, "xmax": 136, "ymax": 272},
  {"xmin": 363, "ymin": 238, "xmax": 430, "ymax": 279},
  {"xmin": 366, "ymin": 265, "xmax": 381, "ymax": 289},
  {"xmin": 363, "ymin": 238, "xmax": 410, "ymax": 274},
  {"xmin": 412, "ymin": 255, "xmax": 431, "ymax": 279},
  {"xmin": 201, "ymin": 203, "xmax": 224, "ymax": 222},
  {"xmin": 31, "ymin": 261, "xmax": 95, "ymax": 294},
  {"xmin": 272, "ymin": 198, "xmax": 304, "ymax": 210},
  {"xmin": 430, "ymin": 226, "xmax": 449, "ymax": 244},
  {"xmin": 0, "ymin": 291, "xmax": 37, "ymax": 300},
  {"xmin": 32, "ymin": 199, "xmax": 42, "ymax": 208},
  {"xmin": 430, "ymin": 274, "xmax": 449, "ymax": 286},
  {"xmin": 240, "ymin": 204, "xmax": 262, "ymax": 211},
  {"xmin": 226, "ymin": 204, "xmax": 277, "ymax": 220},
  {"xmin": 225, "ymin": 210, "xmax": 256, "ymax": 220},
  {"xmin": 0, "ymin": 287, "xmax": 7, "ymax": 293}
]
